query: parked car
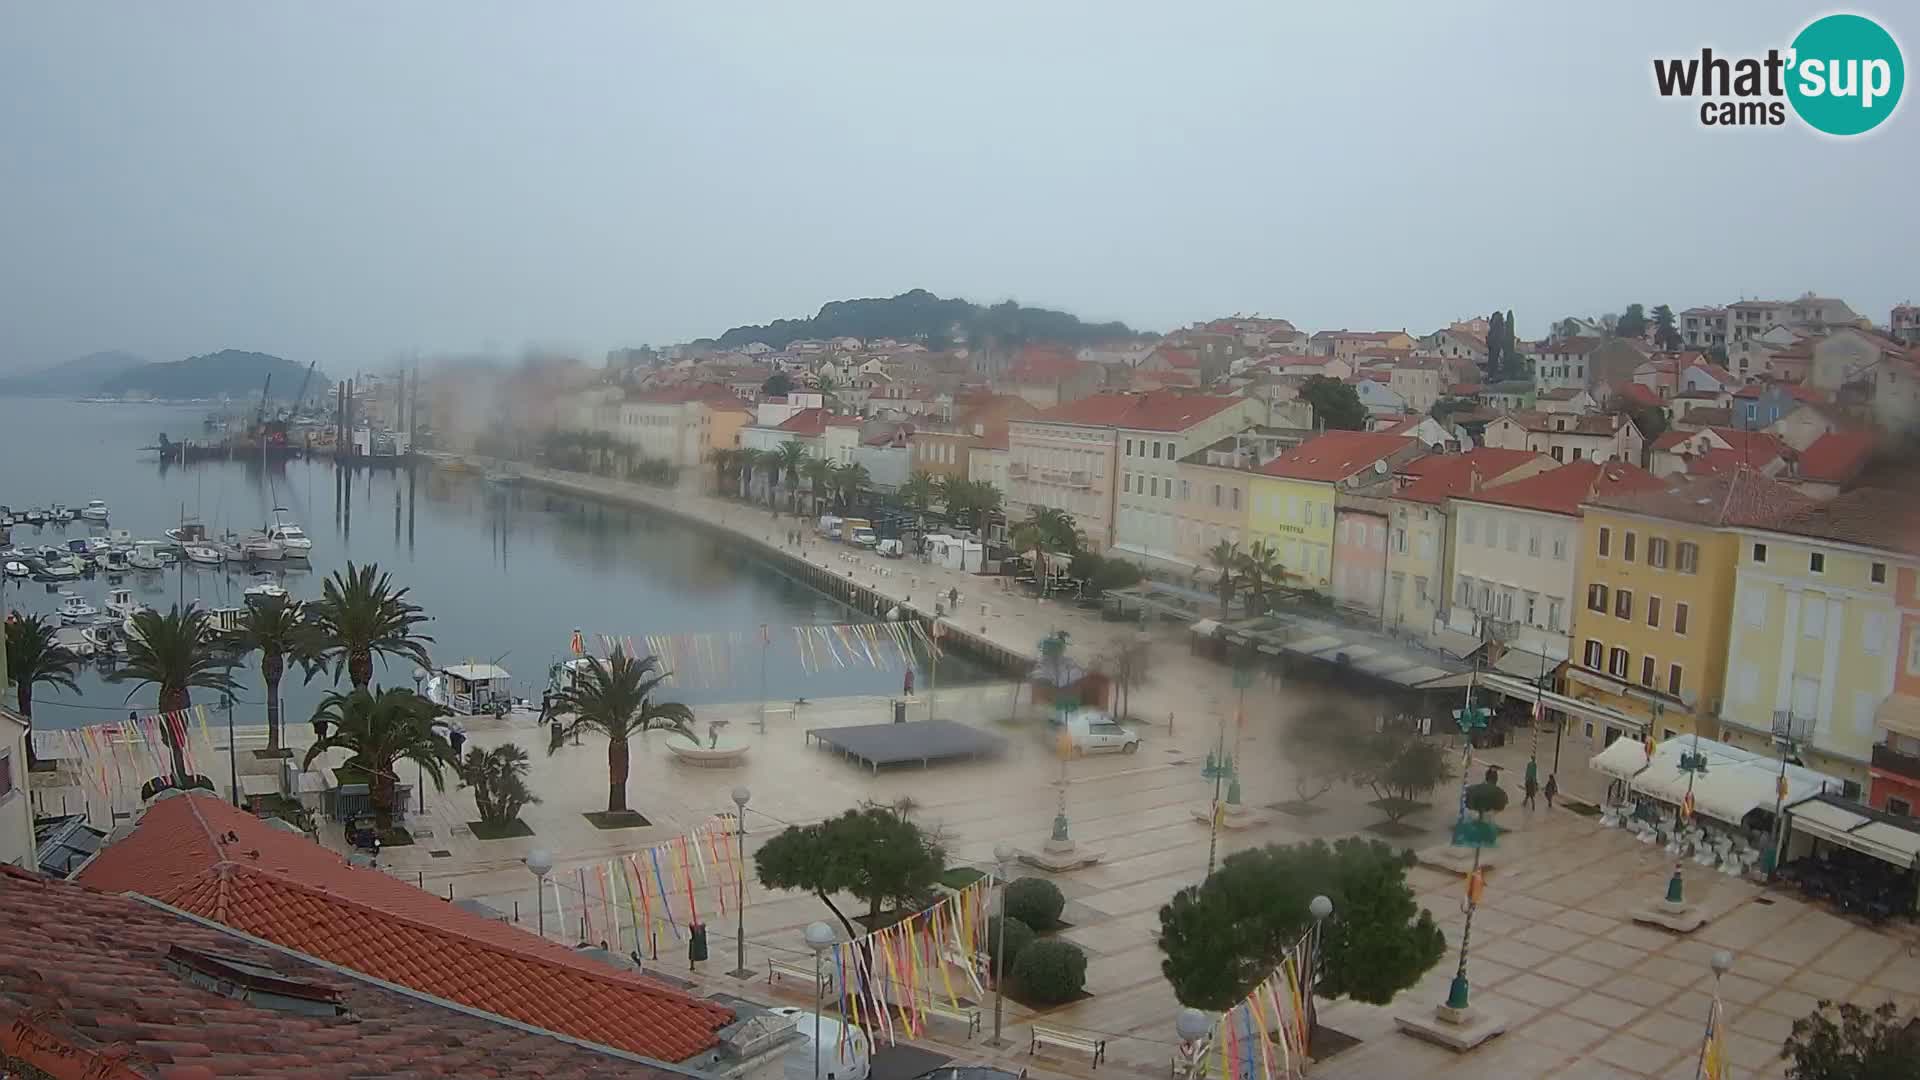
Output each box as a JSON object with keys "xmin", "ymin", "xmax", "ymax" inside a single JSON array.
[
  {"xmin": 1061, "ymin": 709, "xmax": 1141, "ymax": 755},
  {"xmin": 769, "ymin": 1006, "xmax": 870, "ymax": 1080}
]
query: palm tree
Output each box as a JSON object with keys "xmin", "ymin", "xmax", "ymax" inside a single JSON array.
[
  {"xmin": 801, "ymin": 457, "xmax": 835, "ymax": 517},
  {"xmin": 1013, "ymin": 506, "xmax": 1080, "ymax": 592},
  {"xmin": 773, "ymin": 441, "xmax": 810, "ymax": 514},
  {"xmin": 1205, "ymin": 539, "xmax": 1242, "ymax": 617},
  {"xmin": 960, "ymin": 479, "xmax": 1003, "ymax": 539},
  {"xmin": 306, "ymin": 562, "xmax": 434, "ymax": 690},
  {"xmin": 548, "ymin": 649, "xmax": 694, "ymax": 816},
  {"xmin": 709, "ymin": 447, "xmax": 740, "ymax": 494},
  {"xmin": 457, "ymin": 743, "xmax": 541, "ymax": 829},
  {"xmin": 735, "ymin": 449, "xmax": 763, "ymax": 501},
  {"xmin": 832, "ymin": 461, "xmax": 873, "ymax": 511},
  {"xmin": 1236, "ymin": 541, "xmax": 1287, "ymax": 614},
  {"xmin": 222, "ymin": 596, "xmax": 318, "ymax": 755},
  {"xmin": 900, "ymin": 471, "xmax": 938, "ymax": 523},
  {"xmin": 5, "ymin": 614, "xmax": 82, "ymax": 770},
  {"xmin": 110, "ymin": 606, "xmax": 238, "ymax": 783},
  {"xmin": 302, "ymin": 687, "xmax": 453, "ymax": 828}
]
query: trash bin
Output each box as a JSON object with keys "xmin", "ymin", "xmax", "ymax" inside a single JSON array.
[{"xmin": 893, "ymin": 699, "xmax": 907, "ymax": 723}]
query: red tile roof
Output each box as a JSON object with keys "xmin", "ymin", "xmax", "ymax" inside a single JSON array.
[
  {"xmin": 624, "ymin": 384, "xmax": 740, "ymax": 405},
  {"xmin": 1587, "ymin": 465, "xmax": 1811, "ymax": 527},
  {"xmin": 1008, "ymin": 345, "xmax": 1089, "ymax": 381},
  {"xmin": 1395, "ymin": 449, "xmax": 1548, "ymax": 505},
  {"xmin": 75, "ymin": 794, "xmax": 733, "ymax": 1063},
  {"xmin": 1457, "ymin": 460, "xmax": 1667, "ymax": 516},
  {"xmin": 1794, "ymin": 430, "xmax": 1876, "ymax": 483},
  {"xmin": 1537, "ymin": 336, "xmax": 1602, "ymax": 355},
  {"xmin": 1765, "ymin": 487, "xmax": 1920, "ymax": 555},
  {"xmin": 0, "ymin": 865, "xmax": 691, "ymax": 1080},
  {"xmin": 1611, "ymin": 382, "xmax": 1664, "ymax": 408},
  {"xmin": 1030, "ymin": 390, "xmax": 1248, "ymax": 432},
  {"xmin": 1154, "ymin": 346, "xmax": 1200, "ymax": 370},
  {"xmin": 1259, "ymin": 431, "xmax": 1414, "ymax": 482}
]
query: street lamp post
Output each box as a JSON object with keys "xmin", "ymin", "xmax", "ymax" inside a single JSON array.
[
  {"xmin": 225, "ymin": 691, "xmax": 239, "ymax": 808},
  {"xmin": 1695, "ymin": 951, "xmax": 1733, "ymax": 1080},
  {"xmin": 987, "ymin": 842, "xmax": 1015, "ymax": 1047},
  {"xmin": 1174, "ymin": 1008, "xmax": 1214, "ymax": 1080},
  {"xmin": 527, "ymin": 848, "xmax": 553, "ymax": 940},
  {"xmin": 803, "ymin": 921, "xmax": 837, "ymax": 1080},
  {"xmin": 729, "ymin": 787, "xmax": 753, "ymax": 978},
  {"xmin": 412, "ymin": 667, "xmax": 428, "ymax": 816},
  {"xmin": 1307, "ymin": 894, "xmax": 1332, "ymax": 1056}
]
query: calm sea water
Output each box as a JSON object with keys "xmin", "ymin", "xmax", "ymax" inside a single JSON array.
[{"xmin": 0, "ymin": 398, "xmax": 988, "ymax": 729}]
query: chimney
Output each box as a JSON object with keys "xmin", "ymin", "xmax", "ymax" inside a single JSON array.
[{"xmin": 1468, "ymin": 463, "xmax": 1483, "ymax": 492}]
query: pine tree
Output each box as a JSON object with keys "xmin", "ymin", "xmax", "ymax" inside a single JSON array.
[{"xmin": 1485, "ymin": 311, "xmax": 1505, "ymax": 383}]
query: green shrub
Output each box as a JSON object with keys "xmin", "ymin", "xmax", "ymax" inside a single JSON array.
[
  {"xmin": 939, "ymin": 866, "xmax": 986, "ymax": 890},
  {"xmin": 1004, "ymin": 876, "xmax": 1066, "ymax": 930},
  {"xmin": 1011, "ymin": 938, "xmax": 1088, "ymax": 1004},
  {"xmin": 985, "ymin": 915, "xmax": 1034, "ymax": 976}
]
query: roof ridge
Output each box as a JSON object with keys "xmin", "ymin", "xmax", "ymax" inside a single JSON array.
[{"xmin": 216, "ymin": 860, "xmax": 714, "ymax": 1004}]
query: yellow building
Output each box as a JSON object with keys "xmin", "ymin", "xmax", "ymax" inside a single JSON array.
[
  {"xmin": 1249, "ymin": 431, "xmax": 1419, "ymax": 590},
  {"xmin": 1718, "ymin": 489, "xmax": 1916, "ymax": 793},
  {"xmin": 1567, "ymin": 468, "xmax": 1811, "ymax": 744}
]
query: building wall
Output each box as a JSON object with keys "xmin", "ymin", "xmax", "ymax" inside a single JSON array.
[
  {"xmin": 0, "ymin": 709, "xmax": 31, "ymax": 870},
  {"xmin": 1447, "ymin": 503, "xmax": 1580, "ymax": 660},
  {"xmin": 1172, "ymin": 462, "xmax": 1252, "ymax": 570},
  {"xmin": 1384, "ymin": 499, "xmax": 1451, "ymax": 634},
  {"xmin": 1567, "ymin": 511, "xmax": 1737, "ymax": 741},
  {"xmin": 1007, "ymin": 422, "xmax": 1117, "ymax": 549},
  {"xmin": 1331, "ymin": 506, "xmax": 1389, "ymax": 618},
  {"xmin": 1111, "ymin": 403, "xmax": 1263, "ymax": 563},
  {"xmin": 967, "ymin": 446, "xmax": 1010, "ymax": 495},
  {"xmin": 1248, "ymin": 476, "xmax": 1336, "ymax": 589},
  {"xmin": 909, "ymin": 432, "xmax": 973, "ymax": 481},
  {"xmin": 1807, "ymin": 330, "xmax": 1885, "ymax": 391},
  {"xmin": 1720, "ymin": 533, "xmax": 1905, "ymax": 790},
  {"xmin": 1388, "ymin": 367, "xmax": 1442, "ymax": 413}
]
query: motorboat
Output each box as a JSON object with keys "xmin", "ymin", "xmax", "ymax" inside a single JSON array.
[
  {"xmin": 3, "ymin": 560, "xmax": 28, "ymax": 578},
  {"xmin": 128, "ymin": 542, "xmax": 164, "ymax": 571},
  {"xmin": 80, "ymin": 500, "xmax": 110, "ymax": 521},
  {"xmin": 239, "ymin": 534, "xmax": 285, "ymax": 561},
  {"xmin": 182, "ymin": 601, "xmax": 245, "ymax": 635},
  {"xmin": 104, "ymin": 587, "xmax": 141, "ymax": 620},
  {"xmin": 244, "ymin": 576, "xmax": 289, "ymax": 603},
  {"xmin": 57, "ymin": 592, "xmax": 100, "ymax": 623},
  {"xmin": 34, "ymin": 556, "xmax": 80, "ymax": 581},
  {"xmin": 264, "ymin": 508, "xmax": 312, "ymax": 557},
  {"xmin": 80, "ymin": 624, "xmax": 124, "ymax": 656},
  {"xmin": 23, "ymin": 509, "xmax": 45, "ymax": 524},
  {"xmin": 182, "ymin": 542, "xmax": 223, "ymax": 565},
  {"xmin": 165, "ymin": 522, "xmax": 207, "ymax": 543},
  {"xmin": 100, "ymin": 549, "xmax": 131, "ymax": 574}
]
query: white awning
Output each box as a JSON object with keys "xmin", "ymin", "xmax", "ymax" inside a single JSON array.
[
  {"xmin": 1590, "ymin": 737, "xmax": 1652, "ymax": 782},
  {"xmin": 1625, "ymin": 737, "xmax": 1840, "ymax": 826},
  {"xmin": 443, "ymin": 663, "xmax": 511, "ymax": 682},
  {"xmin": 1787, "ymin": 797, "xmax": 1920, "ymax": 869},
  {"xmin": 1188, "ymin": 619, "xmax": 1220, "ymax": 637}
]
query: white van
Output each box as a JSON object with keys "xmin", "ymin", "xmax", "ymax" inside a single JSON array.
[{"xmin": 1062, "ymin": 710, "xmax": 1142, "ymax": 754}]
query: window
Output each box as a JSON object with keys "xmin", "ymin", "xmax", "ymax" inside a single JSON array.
[
  {"xmin": 1548, "ymin": 597, "xmax": 1563, "ymax": 631},
  {"xmin": 1456, "ymin": 577, "xmax": 1472, "ymax": 606},
  {"xmin": 1675, "ymin": 602, "xmax": 1690, "ymax": 636},
  {"xmin": 1608, "ymin": 647, "xmax": 1630, "ymax": 678},
  {"xmin": 1872, "ymin": 561, "xmax": 1887, "ymax": 584},
  {"xmin": 1572, "ymin": 448, "xmax": 1584, "ymax": 461},
  {"xmin": 1677, "ymin": 542, "xmax": 1698, "ymax": 574},
  {"xmin": 1527, "ymin": 526, "xmax": 1540, "ymax": 557},
  {"xmin": 1212, "ymin": 484, "xmax": 1221, "ymax": 507},
  {"xmin": 1641, "ymin": 655, "xmax": 1656, "ymax": 688},
  {"xmin": 1179, "ymin": 480, "xmax": 1190, "ymax": 501},
  {"xmin": 1395, "ymin": 528, "xmax": 1407, "ymax": 554},
  {"xmin": 1524, "ymin": 593, "xmax": 1537, "ymax": 624},
  {"xmin": 1753, "ymin": 542, "xmax": 1767, "ymax": 563},
  {"xmin": 1623, "ymin": 532, "xmax": 1637, "ymax": 561},
  {"xmin": 1648, "ymin": 538, "xmax": 1669, "ymax": 569},
  {"xmin": 0, "ymin": 749, "xmax": 11, "ymax": 800},
  {"xmin": 1551, "ymin": 446, "xmax": 1564, "ymax": 462},
  {"xmin": 1908, "ymin": 628, "xmax": 1920, "ymax": 675},
  {"xmin": 1810, "ymin": 552, "xmax": 1825, "ymax": 574},
  {"xmin": 1647, "ymin": 596, "xmax": 1662, "ymax": 628},
  {"xmin": 1890, "ymin": 797, "xmax": 1912, "ymax": 817},
  {"xmin": 1667, "ymin": 664, "xmax": 1683, "ymax": 696},
  {"xmin": 1598, "ymin": 527, "xmax": 1611, "ymax": 557},
  {"xmin": 1487, "ymin": 519, "xmax": 1500, "ymax": 549},
  {"xmin": 1584, "ymin": 721, "xmax": 1596, "ymax": 739},
  {"xmin": 1588, "ymin": 583, "xmax": 1609, "ymax": 612},
  {"xmin": 1551, "ymin": 531, "xmax": 1567, "ymax": 561},
  {"xmin": 1583, "ymin": 639, "xmax": 1604, "ymax": 669},
  {"xmin": 1463, "ymin": 515, "xmax": 1477, "ymax": 544},
  {"xmin": 1615, "ymin": 589, "xmax": 1633, "ymax": 620},
  {"xmin": 1124, "ymin": 439, "xmax": 1133, "ymax": 456},
  {"xmin": 1230, "ymin": 488, "xmax": 1240, "ymax": 511},
  {"xmin": 1415, "ymin": 576, "xmax": 1429, "ymax": 603}
]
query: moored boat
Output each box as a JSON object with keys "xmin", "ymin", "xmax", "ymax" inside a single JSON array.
[
  {"xmin": 80, "ymin": 499, "xmax": 111, "ymax": 521},
  {"xmin": 128, "ymin": 542, "xmax": 164, "ymax": 571},
  {"xmin": 264, "ymin": 508, "xmax": 312, "ymax": 557},
  {"xmin": 182, "ymin": 542, "xmax": 223, "ymax": 565},
  {"xmin": 239, "ymin": 534, "xmax": 285, "ymax": 561},
  {"xmin": 57, "ymin": 592, "xmax": 99, "ymax": 623}
]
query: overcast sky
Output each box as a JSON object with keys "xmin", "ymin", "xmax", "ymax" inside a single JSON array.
[{"xmin": 1, "ymin": 2, "xmax": 1913, "ymax": 372}]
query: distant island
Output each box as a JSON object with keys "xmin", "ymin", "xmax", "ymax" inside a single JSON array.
[
  {"xmin": 703, "ymin": 288, "xmax": 1143, "ymax": 351},
  {"xmin": 0, "ymin": 350, "xmax": 145, "ymax": 396},
  {"xmin": 99, "ymin": 349, "xmax": 323, "ymax": 401}
]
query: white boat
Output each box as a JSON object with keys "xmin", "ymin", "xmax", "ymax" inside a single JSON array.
[
  {"xmin": 244, "ymin": 576, "xmax": 289, "ymax": 603},
  {"xmin": 264, "ymin": 508, "xmax": 312, "ymax": 557},
  {"xmin": 128, "ymin": 542, "xmax": 164, "ymax": 571},
  {"xmin": 80, "ymin": 624, "xmax": 123, "ymax": 656},
  {"xmin": 3, "ymin": 560, "xmax": 28, "ymax": 578},
  {"xmin": 104, "ymin": 587, "xmax": 141, "ymax": 620},
  {"xmin": 100, "ymin": 549, "xmax": 130, "ymax": 573},
  {"xmin": 239, "ymin": 534, "xmax": 285, "ymax": 561},
  {"xmin": 57, "ymin": 592, "xmax": 99, "ymax": 623},
  {"xmin": 24, "ymin": 509, "xmax": 45, "ymax": 524},
  {"xmin": 80, "ymin": 500, "xmax": 111, "ymax": 521},
  {"xmin": 35, "ymin": 558, "xmax": 79, "ymax": 581},
  {"xmin": 49, "ymin": 503, "xmax": 71, "ymax": 522},
  {"xmin": 182, "ymin": 543, "xmax": 223, "ymax": 565}
]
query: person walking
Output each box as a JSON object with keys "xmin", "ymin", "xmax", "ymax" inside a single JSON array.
[
  {"xmin": 1543, "ymin": 774, "xmax": 1558, "ymax": 810},
  {"xmin": 1523, "ymin": 755, "xmax": 1540, "ymax": 811}
]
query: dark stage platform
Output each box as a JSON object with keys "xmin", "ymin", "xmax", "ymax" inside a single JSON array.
[{"xmin": 804, "ymin": 720, "xmax": 1007, "ymax": 772}]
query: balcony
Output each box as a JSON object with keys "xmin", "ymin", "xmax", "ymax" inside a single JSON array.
[
  {"xmin": 1872, "ymin": 742, "xmax": 1920, "ymax": 781},
  {"xmin": 1007, "ymin": 464, "xmax": 1029, "ymax": 480}
]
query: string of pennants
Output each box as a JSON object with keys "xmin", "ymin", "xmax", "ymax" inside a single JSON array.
[
  {"xmin": 545, "ymin": 814, "xmax": 754, "ymax": 951},
  {"xmin": 1202, "ymin": 928, "xmax": 1316, "ymax": 1080},
  {"xmin": 825, "ymin": 875, "xmax": 993, "ymax": 1050},
  {"xmin": 570, "ymin": 621, "xmax": 940, "ymax": 689},
  {"xmin": 45, "ymin": 706, "xmax": 216, "ymax": 804}
]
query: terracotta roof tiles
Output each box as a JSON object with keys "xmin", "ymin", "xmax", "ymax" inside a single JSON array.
[
  {"xmin": 1259, "ymin": 431, "xmax": 1414, "ymax": 482},
  {"xmin": 1794, "ymin": 430, "xmax": 1876, "ymax": 483},
  {"xmin": 75, "ymin": 794, "xmax": 733, "ymax": 1064},
  {"xmin": 1587, "ymin": 465, "xmax": 1811, "ymax": 528},
  {"xmin": 1456, "ymin": 460, "xmax": 1667, "ymax": 517},
  {"xmin": 0, "ymin": 864, "xmax": 693, "ymax": 1080},
  {"xmin": 1394, "ymin": 449, "xmax": 1549, "ymax": 505},
  {"xmin": 1765, "ymin": 487, "xmax": 1920, "ymax": 555}
]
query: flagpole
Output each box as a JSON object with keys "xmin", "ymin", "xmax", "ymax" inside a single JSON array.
[{"xmin": 1695, "ymin": 951, "xmax": 1732, "ymax": 1080}]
